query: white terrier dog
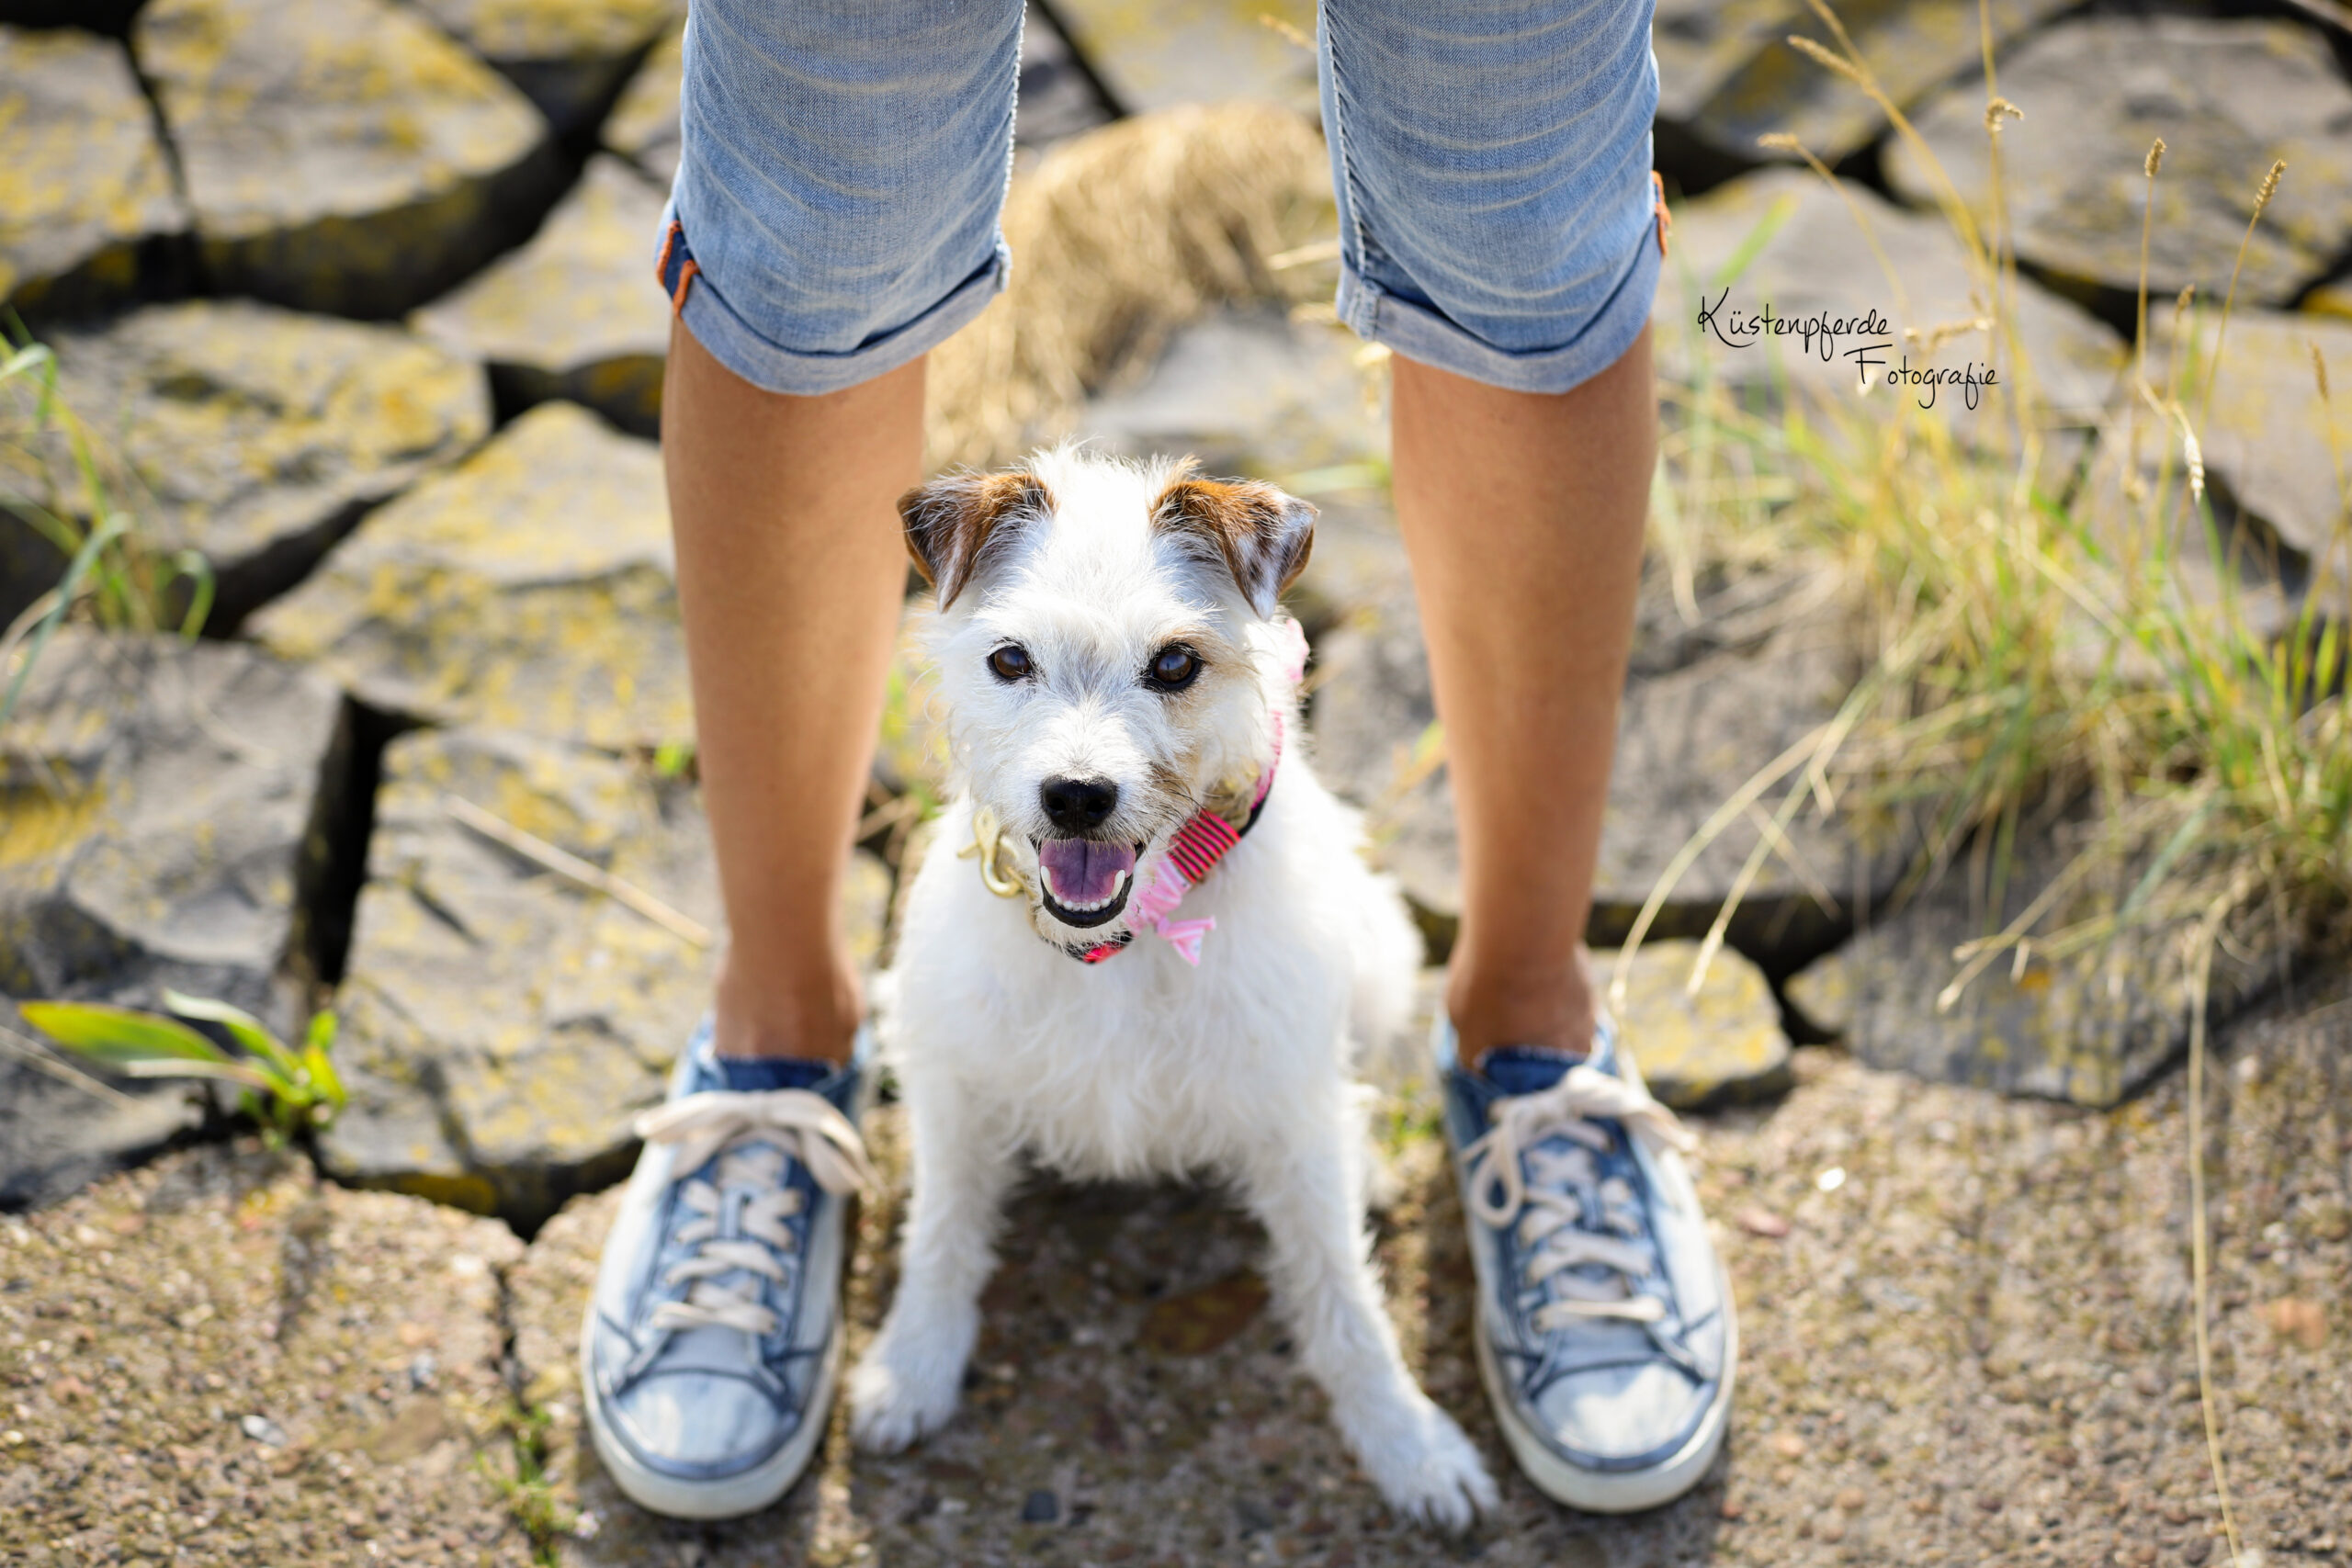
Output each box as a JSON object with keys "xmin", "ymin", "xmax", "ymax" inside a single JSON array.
[{"xmin": 849, "ymin": 447, "xmax": 1499, "ymax": 1528}]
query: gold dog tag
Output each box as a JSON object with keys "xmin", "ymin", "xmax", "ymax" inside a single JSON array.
[{"xmin": 958, "ymin": 805, "xmax": 1029, "ymax": 899}]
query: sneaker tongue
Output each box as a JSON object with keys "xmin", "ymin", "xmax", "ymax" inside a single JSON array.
[
  {"xmin": 1037, "ymin": 837, "xmax": 1136, "ymax": 903},
  {"xmin": 1480, "ymin": 1045, "xmax": 1588, "ymax": 1096},
  {"xmin": 712, "ymin": 1055, "xmax": 831, "ymax": 1093}
]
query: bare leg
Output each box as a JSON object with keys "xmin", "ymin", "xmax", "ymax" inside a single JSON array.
[
  {"xmin": 1388, "ymin": 328, "xmax": 1656, "ymax": 1066},
  {"xmin": 662, "ymin": 323, "xmax": 926, "ymax": 1062}
]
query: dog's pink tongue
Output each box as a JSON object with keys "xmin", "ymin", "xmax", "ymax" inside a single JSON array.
[{"xmin": 1038, "ymin": 838, "xmax": 1136, "ymax": 904}]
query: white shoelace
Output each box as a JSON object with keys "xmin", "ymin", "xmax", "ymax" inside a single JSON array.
[
  {"xmin": 629, "ymin": 1089, "xmax": 876, "ymax": 1343},
  {"xmin": 1462, "ymin": 1065, "xmax": 1695, "ymax": 1329}
]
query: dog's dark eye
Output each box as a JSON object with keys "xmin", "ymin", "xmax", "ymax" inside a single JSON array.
[
  {"xmin": 1147, "ymin": 646, "xmax": 1200, "ymax": 690},
  {"xmin": 989, "ymin": 644, "xmax": 1032, "ymax": 682}
]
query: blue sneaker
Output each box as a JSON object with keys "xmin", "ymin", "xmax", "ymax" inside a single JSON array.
[
  {"xmin": 581, "ymin": 1022, "xmax": 876, "ymax": 1519},
  {"xmin": 1437, "ymin": 1013, "xmax": 1735, "ymax": 1512}
]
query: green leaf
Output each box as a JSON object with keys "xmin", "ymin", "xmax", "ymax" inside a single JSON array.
[
  {"xmin": 302, "ymin": 1012, "xmax": 345, "ymax": 1112},
  {"xmin": 162, "ymin": 990, "xmax": 301, "ymax": 1080},
  {"xmin": 19, "ymin": 1000, "xmax": 231, "ymax": 1067},
  {"xmin": 116, "ymin": 1057, "xmax": 277, "ymax": 1091}
]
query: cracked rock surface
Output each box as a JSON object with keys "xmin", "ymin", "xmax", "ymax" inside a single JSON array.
[
  {"xmin": 138, "ymin": 0, "xmax": 557, "ymax": 316},
  {"xmin": 38, "ymin": 301, "xmax": 490, "ymax": 631},
  {"xmin": 253, "ymin": 400, "xmax": 690, "ymax": 751},
  {"xmin": 0, "ymin": 25, "xmax": 187, "ymax": 318},
  {"xmin": 412, "ymin": 154, "xmax": 671, "ymax": 439},
  {"xmin": 320, "ymin": 725, "xmax": 889, "ymax": 1233},
  {"xmin": 1888, "ymin": 17, "xmax": 2352, "ymax": 306}
]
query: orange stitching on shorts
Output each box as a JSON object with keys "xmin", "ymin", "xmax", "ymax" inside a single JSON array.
[
  {"xmin": 1653, "ymin": 171, "xmax": 1672, "ymax": 259},
  {"xmin": 656, "ymin": 218, "xmax": 682, "ymax": 288},
  {"xmin": 670, "ymin": 258, "xmax": 700, "ymax": 316}
]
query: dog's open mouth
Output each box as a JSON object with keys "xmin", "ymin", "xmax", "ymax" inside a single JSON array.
[{"xmin": 1035, "ymin": 837, "xmax": 1142, "ymax": 928}]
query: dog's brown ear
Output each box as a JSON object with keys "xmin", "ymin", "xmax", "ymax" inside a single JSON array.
[
  {"xmin": 899, "ymin": 470, "xmax": 1054, "ymax": 607},
  {"xmin": 1149, "ymin": 476, "xmax": 1316, "ymax": 617}
]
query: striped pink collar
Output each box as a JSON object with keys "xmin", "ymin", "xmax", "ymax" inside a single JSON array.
[{"xmin": 1072, "ymin": 713, "xmax": 1283, "ymax": 967}]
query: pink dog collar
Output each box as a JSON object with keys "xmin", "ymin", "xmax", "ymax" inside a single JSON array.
[{"xmin": 1075, "ymin": 711, "xmax": 1283, "ymax": 966}]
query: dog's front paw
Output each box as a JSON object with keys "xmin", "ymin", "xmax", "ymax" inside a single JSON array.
[
  {"xmin": 1345, "ymin": 1393, "xmax": 1499, "ymax": 1532},
  {"xmin": 847, "ymin": 1308, "xmax": 975, "ymax": 1453}
]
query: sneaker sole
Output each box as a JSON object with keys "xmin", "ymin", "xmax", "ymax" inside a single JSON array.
[
  {"xmin": 579, "ymin": 1303, "xmax": 841, "ymax": 1521},
  {"xmin": 1471, "ymin": 1278, "xmax": 1737, "ymax": 1514}
]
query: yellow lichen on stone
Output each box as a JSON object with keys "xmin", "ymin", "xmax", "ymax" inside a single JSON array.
[
  {"xmin": 0, "ymin": 782, "xmax": 110, "ymax": 871},
  {"xmin": 0, "ymin": 26, "xmax": 186, "ymax": 310},
  {"xmin": 1606, "ymin": 939, "xmax": 1793, "ymax": 1109},
  {"xmin": 409, "ymin": 154, "xmax": 668, "ymax": 431},
  {"xmin": 141, "ymin": 0, "xmax": 543, "ymax": 236},
  {"xmin": 137, "ymin": 0, "xmax": 550, "ymax": 312},
  {"xmin": 1784, "ymin": 948, "xmax": 1853, "ymax": 1039},
  {"xmin": 413, "ymin": 0, "xmax": 676, "ymax": 62},
  {"xmin": 41, "ymin": 301, "xmax": 489, "ymax": 575},
  {"xmin": 251, "ymin": 400, "xmax": 689, "ymax": 751}
]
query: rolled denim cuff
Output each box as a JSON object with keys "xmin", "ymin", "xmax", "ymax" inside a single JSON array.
[
  {"xmin": 660, "ymin": 196, "xmax": 1008, "ymax": 398},
  {"xmin": 1337, "ymin": 230, "xmax": 1662, "ymax": 397}
]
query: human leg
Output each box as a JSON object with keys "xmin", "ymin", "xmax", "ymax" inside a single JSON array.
[
  {"xmin": 661, "ymin": 0, "xmax": 1025, "ymax": 1062},
  {"xmin": 1317, "ymin": 0, "xmax": 1664, "ymax": 1068},
  {"xmin": 587, "ymin": 0, "xmax": 1022, "ymax": 1518},
  {"xmin": 1390, "ymin": 338, "xmax": 1654, "ymax": 1066},
  {"xmin": 664, "ymin": 333, "xmax": 922, "ymax": 1065},
  {"xmin": 1321, "ymin": 0, "xmax": 1731, "ymax": 1512}
]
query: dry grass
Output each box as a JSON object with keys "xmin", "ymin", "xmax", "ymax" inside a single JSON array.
[
  {"xmin": 924, "ymin": 102, "xmax": 1335, "ymax": 469},
  {"xmin": 1634, "ymin": 7, "xmax": 2352, "ymax": 1560}
]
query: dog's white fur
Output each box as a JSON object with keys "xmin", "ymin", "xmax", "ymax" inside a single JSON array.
[{"xmin": 851, "ymin": 448, "xmax": 1498, "ymax": 1528}]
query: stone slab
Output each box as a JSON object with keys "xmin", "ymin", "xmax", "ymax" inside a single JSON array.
[
  {"xmin": 1887, "ymin": 17, "xmax": 2352, "ymax": 308},
  {"xmin": 1017, "ymin": 0, "xmax": 1114, "ymax": 149},
  {"xmin": 319, "ymin": 726, "xmax": 890, "ymax": 1233},
  {"xmin": 413, "ymin": 155, "xmax": 668, "ymax": 439},
  {"xmin": 1048, "ymin": 0, "xmax": 1317, "ymax": 115},
  {"xmin": 1821, "ymin": 840, "xmax": 2287, "ymax": 1107},
  {"xmin": 0, "ymin": 1144, "xmax": 535, "ymax": 1565},
  {"xmin": 138, "ymin": 0, "xmax": 557, "ymax": 317},
  {"xmin": 0, "ymin": 628, "xmax": 348, "ymax": 1024},
  {"xmin": 38, "ymin": 301, "xmax": 489, "ymax": 632},
  {"xmin": 598, "ymin": 15, "xmax": 680, "ymax": 181},
  {"xmin": 1608, "ymin": 940, "xmax": 1792, "ymax": 1110},
  {"xmin": 412, "ymin": 0, "xmax": 677, "ymax": 137},
  {"xmin": 252, "ymin": 400, "xmax": 689, "ymax": 751},
  {"xmin": 1078, "ymin": 305, "xmax": 1400, "ymax": 632},
  {"xmin": 319, "ymin": 726, "xmax": 719, "ymax": 1229},
  {"xmin": 1313, "ymin": 594, "xmax": 1898, "ymax": 974},
  {"xmin": 1682, "ymin": 0, "xmax": 2074, "ymax": 170},
  {"xmin": 1656, "ymin": 167, "xmax": 2128, "ymax": 427},
  {"xmin": 0, "ymin": 26, "xmax": 188, "ymax": 319},
  {"xmin": 0, "ymin": 629, "xmax": 346, "ymax": 1205},
  {"xmin": 2176, "ymin": 307, "xmax": 2352, "ymax": 560}
]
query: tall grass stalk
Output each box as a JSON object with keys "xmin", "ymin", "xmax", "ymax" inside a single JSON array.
[
  {"xmin": 0, "ymin": 318, "xmax": 213, "ymax": 726},
  {"xmin": 1639, "ymin": 10, "xmax": 2349, "ymax": 1559}
]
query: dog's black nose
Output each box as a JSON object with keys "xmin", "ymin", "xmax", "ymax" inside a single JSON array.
[{"xmin": 1039, "ymin": 775, "xmax": 1119, "ymax": 832}]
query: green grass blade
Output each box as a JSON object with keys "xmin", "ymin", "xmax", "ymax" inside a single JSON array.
[
  {"xmin": 162, "ymin": 989, "xmax": 301, "ymax": 1080},
  {"xmin": 0, "ymin": 512, "xmax": 128, "ymax": 728},
  {"xmin": 18, "ymin": 1000, "xmax": 232, "ymax": 1066}
]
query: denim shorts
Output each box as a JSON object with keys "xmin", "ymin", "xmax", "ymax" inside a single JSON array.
[{"xmin": 658, "ymin": 0, "xmax": 1662, "ymax": 398}]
